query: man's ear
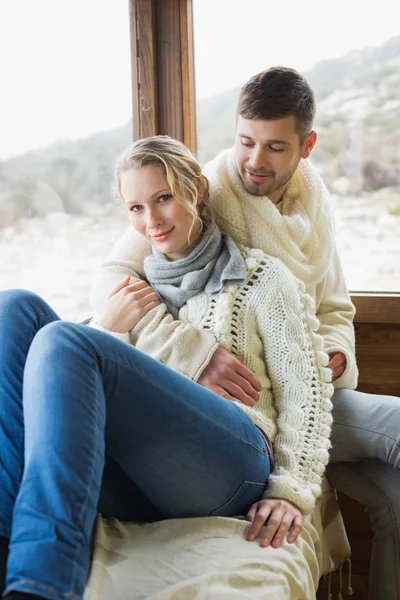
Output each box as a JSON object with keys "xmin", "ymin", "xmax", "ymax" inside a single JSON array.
[{"xmin": 301, "ymin": 130, "xmax": 317, "ymax": 159}]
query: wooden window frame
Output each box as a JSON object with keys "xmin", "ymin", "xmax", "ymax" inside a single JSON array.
[
  {"xmin": 129, "ymin": 1, "xmax": 400, "ymax": 373},
  {"xmin": 129, "ymin": 0, "xmax": 196, "ymax": 151}
]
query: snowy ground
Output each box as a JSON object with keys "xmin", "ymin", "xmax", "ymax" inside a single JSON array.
[{"xmin": 0, "ymin": 196, "xmax": 399, "ymax": 322}]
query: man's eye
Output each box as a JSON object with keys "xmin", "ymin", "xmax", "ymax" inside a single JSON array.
[
  {"xmin": 241, "ymin": 140, "xmax": 254, "ymax": 147},
  {"xmin": 270, "ymin": 147, "xmax": 284, "ymax": 153}
]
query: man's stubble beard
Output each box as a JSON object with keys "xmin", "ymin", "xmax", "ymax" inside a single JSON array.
[{"xmin": 239, "ymin": 165, "xmax": 298, "ymax": 198}]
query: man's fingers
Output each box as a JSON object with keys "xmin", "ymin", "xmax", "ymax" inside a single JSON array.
[
  {"xmin": 235, "ymin": 359, "xmax": 263, "ymax": 392},
  {"xmin": 109, "ymin": 275, "xmax": 131, "ymax": 297},
  {"xmin": 331, "ymin": 364, "xmax": 346, "ymax": 381},
  {"xmin": 221, "ymin": 380, "xmax": 257, "ymax": 407},
  {"xmin": 209, "ymin": 386, "xmax": 237, "ymax": 403},
  {"xmin": 327, "ymin": 352, "xmax": 346, "ymax": 370}
]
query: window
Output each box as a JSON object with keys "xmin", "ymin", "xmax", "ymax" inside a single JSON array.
[
  {"xmin": 193, "ymin": 0, "xmax": 400, "ymax": 292},
  {"xmin": 0, "ymin": 0, "xmax": 133, "ymax": 320}
]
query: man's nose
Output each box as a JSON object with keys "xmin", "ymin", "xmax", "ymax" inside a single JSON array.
[{"xmin": 249, "ymin": 146, "xmax": 267, "ymax": 171}]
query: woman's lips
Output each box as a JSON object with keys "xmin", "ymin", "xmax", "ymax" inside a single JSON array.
[{"xmin": 152, "ymin": 227, "xmax": 174, "ymax": 242}]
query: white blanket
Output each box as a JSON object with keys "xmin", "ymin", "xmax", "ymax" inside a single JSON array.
[{"xmin": 85, "ymin": 480, "xmax": 349, "ymax": 600}]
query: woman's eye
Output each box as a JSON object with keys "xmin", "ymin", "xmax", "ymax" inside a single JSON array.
[
  {"xmin": 130, "ymin": 205, "xmax": 142, "ymax": 212},
  {"xmin": 159, "ymin": 194, "xmax": 172, "ymax": 202}
]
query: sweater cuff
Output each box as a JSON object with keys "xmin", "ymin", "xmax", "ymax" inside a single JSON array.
[
  {"xmin": 88, "ymin": 320, "xmax": 130, "ymax": 343},
  {"xmin": 325, "ymin": 346, "xmax": 358, "ymax": 390},
  {"xmin": 262, "ymin": 472, "xmax": 321, "ymax": 515}
]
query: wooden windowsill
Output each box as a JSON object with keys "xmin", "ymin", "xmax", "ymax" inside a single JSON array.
[{"xmin": 350, "ymin": 293, "xmax": 400, "ymax": 324}]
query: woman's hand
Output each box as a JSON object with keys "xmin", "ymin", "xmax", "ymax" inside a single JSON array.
[
  {"xmin": 98, "ymin": 276, "xmax": 161, "ymax": 333},
  {"xmin": 245, "ymin": 498, "xmax": 303, "ymax": 548}
]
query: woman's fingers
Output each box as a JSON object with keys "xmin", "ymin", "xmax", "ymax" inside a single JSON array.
[
  {"xmin": 269, "ymin": 512, "xmax": 295, "ymax": 548},
  {"xmin": 259, "ymin": 505, "xmax": 286, "ymax": 547},
  {"xmin": 109, "ymin": 275, "xmax": 131, "ymax": 297},
  {"xmin": 247, "ymin": 504, "xmax": 272, "ymax": 541},
  {"xmin": 287, "ymin": 515, "xmax": 303, "ymax": 544},
  {"xmin": 124, "ymin": 282, "xmax": 160, "ymax": 307},
  {"xmin": 246, "ymin": 500, "xmax": 303, "ymax": 548}
]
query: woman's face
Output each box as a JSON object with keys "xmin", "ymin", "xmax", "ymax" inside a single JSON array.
[{"xmin": 120, "ymin": 165, "xmax": 201, "ymax": 261}]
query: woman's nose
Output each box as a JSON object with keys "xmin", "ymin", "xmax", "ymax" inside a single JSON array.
[{"xmin": 147, "ymin": 210, "xmax": 163, "ymax": 229}]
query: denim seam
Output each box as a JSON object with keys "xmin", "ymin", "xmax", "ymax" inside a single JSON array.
[
  {"xmin": 338, "ymin": 461, "xmax": 400, "ymax": 600},
  {"xmin": 67, "ymin": 375, "xmax": 100, "ymax": 599},
  {"xmin": 6, "ymin": 578, "xmax": 79, "ymax": 600}
]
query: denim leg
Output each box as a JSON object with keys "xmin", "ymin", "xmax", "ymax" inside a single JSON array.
[
  {"xmin": 6, "ymin": 321, "xmax": 270, "ymax": 600},
  {"xmin": 327, "ymin": 460, "xmax": 400, "ymax": 600},
  {"xmin": 0, "ymin": 289, "xmax": 60, "ymax": 539}
]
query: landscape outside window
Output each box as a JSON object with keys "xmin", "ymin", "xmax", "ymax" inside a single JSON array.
[
  {"xmin": 194, "ymin": 0, "xmax": 400, "ymax": 293},
  {"xmin": 0, "ymin": 1, "xmax": 132, "ymax": 321}
]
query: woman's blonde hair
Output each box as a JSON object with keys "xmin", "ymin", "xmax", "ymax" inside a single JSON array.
[{"xmin": 114, "ymin": 135, "xmax": 211, "ymax": 243}]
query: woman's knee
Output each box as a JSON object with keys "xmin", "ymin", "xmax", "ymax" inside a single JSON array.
[
  {"xmin": 0, "ymin": 288, "xmax": 48, "ymax": 315},
  {"xmin": 29, "ymin": 321, "xmax": 96, "ymax": 361}
]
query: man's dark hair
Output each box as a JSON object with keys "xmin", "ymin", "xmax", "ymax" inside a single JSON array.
[{"xmin": 237, "ymin": 66, "xmax": 316, "ymax": 144}]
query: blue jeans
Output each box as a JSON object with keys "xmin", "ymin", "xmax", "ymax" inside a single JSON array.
[{"xmin": 0, "ymin": 289, "xmax": 271, "ymax": 600}]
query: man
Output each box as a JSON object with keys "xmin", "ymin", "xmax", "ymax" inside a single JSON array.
[{"xmin": 90, "ymin": 67, "xmax": 400, "ymax": 600}]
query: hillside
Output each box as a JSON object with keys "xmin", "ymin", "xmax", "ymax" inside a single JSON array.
[{"xmin": 1, "ymin": 35, "xmax": 400, "ymax": 228}]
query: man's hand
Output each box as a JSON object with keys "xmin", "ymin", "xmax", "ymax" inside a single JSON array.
[
  {"xmin": 327, "ymin": 351, "xmax": 347, "ymax": 381},
  {"xmin": 197, "ymin": 347, "xmax": 262, "ymax": 407},
  {"xmin": 98, "ymin": 276, "xmax": 161, "ymax": 333},
  {"xmin": 246, "ymin": 498, "xmax": 303, "ymax": 548}
]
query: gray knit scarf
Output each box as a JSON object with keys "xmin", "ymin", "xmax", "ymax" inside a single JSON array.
[{"xmin": 144, "ymin": 219, "xmax": 247, "ymax": 318}]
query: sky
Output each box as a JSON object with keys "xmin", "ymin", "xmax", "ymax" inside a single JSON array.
[{"xmin": 1, "ymin": 0, "xmax": 399, "ymax": 159}]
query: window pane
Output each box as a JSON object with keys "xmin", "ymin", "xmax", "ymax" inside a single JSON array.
[
  {"xmin": 0, "ymin": 0, "xmax": 132, "ymax": 320},
  {"xmin": 193, "ymin": 0, "xmax": 400, "ymax": 292}
]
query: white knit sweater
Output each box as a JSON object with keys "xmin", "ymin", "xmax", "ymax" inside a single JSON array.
[
  {"xmin": 91, "ymin": 245, "xmax": 334, "ymax": 514},
  {"xmin": 90, "ymin": 153, "xmax": 358, "ymax": 390}
]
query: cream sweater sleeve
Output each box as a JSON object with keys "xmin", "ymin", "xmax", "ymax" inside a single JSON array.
[
  {"xmin": 315, "ymin": 246, "xmax": 358, "ymax": 390},
  {"xmin": 89, "ymin": 227, "xmax": 218, "ymax": 381},
  {"xmin": 256, "ymin": 264, "xmax": 334, "ymax": 515}
]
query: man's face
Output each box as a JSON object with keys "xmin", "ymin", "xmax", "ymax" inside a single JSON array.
[{"xmin": 234, "ymin": 116, "xmax": 315, "ymax": 203}]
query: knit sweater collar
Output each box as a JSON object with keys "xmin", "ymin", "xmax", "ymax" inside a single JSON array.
[{"xmin": 203, "ymin": 147, "xmax": 336, "ymax": 287}]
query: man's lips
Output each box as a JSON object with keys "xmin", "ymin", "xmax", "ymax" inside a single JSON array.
[
  {"xmin": 152, "ymin": 227, "xmax": 174, "ymax": 241},
  {"xmin": 246, "ymin": 171, "xmax": 272, "ymax": 183}
]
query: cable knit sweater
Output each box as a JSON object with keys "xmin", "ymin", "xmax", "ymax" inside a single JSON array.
[
  {"xmin": 90, "ymin": 153, "xmax": 358, "ymax": 390},
  {"xmin": 92, "ymin": 244, "xmax": 334, "ymax": 514}
]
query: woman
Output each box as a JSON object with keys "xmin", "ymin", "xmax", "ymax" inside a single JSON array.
[{"xmin": 0, "ymin": 136, "xmax": 333, "ymax": 600}]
